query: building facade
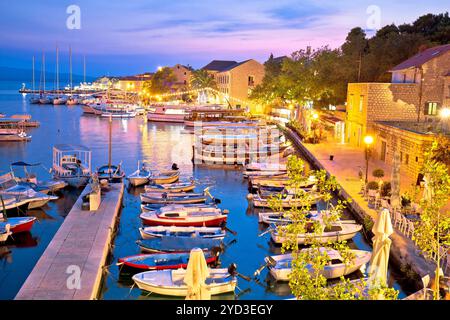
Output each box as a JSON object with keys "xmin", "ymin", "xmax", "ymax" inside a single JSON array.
[
  {"xmin": 169, "ymin": 64, "xmax": 192, "ymax": 88},
  {"xmin": 345, "ymin": 44, "xmax": 450, "ymax": 147},
  {"xmin": 116, "ymin": 73, "xmax": 152, "ymax": 92},
  {"xmin": 202, "ymin": 59, "xmax": 265, "ymax": 111}
]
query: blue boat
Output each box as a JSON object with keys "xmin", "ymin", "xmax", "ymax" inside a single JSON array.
[{"xmin": 136, "ymin": 236, "xmax": 223, "ymax": 253}]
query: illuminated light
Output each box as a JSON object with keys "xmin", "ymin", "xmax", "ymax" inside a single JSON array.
[
  {"xmin": 312, "ymin": 113, "xmax": 319, "ymax": 120},
  {"xmin": 440, "ymin": 107, "xmax": 450, "ymax": 119},
  {"xmin": 364, "ymin": 135, "xmax": 374, "ymax": 146},
  {"xmin": 157, "ymin": 66, "xmax": 163, "ymax": 72}
]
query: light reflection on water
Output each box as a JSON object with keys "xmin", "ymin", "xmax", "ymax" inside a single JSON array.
[{"xmin": 0, "ymin": 82, "xmax": 408, "ymax": 300}]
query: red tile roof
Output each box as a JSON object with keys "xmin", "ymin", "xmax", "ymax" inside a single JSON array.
[{"xmin": 390, "ymin": 44, "xmax": 450, "ymax": 72}]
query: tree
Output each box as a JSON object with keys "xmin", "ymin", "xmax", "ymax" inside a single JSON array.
[
  {"xmin": 412, "ymin": 140, "xmax": 450, "ymax": 300},
  {"xmin": 267, "ymin": 155, "xmax": 398, "ymax": 299},
  {"xmin": 190, "ymin": 69, "xmax": 217, "ymax": 90},
  {"xmin": 150, "ymin": 67, "xmax": 177, "ymax": 95}
]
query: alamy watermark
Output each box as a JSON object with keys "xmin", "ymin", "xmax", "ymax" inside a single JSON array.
[
  {"xmin": 66, "ymin": 5, "xmax": 81, "ymax": 30},
  {"xmin": 66, "ymin": 265, "xmax": 81, "ymax": 290},
  {"xmin": 366, "ymin": 5, "xmax": 381, "ymax": 30}
]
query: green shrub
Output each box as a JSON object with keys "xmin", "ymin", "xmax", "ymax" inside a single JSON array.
[
  {"xmin": 366, "ymin": 181, "xmax": 379, "ymax": 190},
  {"xmin": 380, "ymin": 182, "xmax": 391, "ymax": 197},
  {"xmin": 372, "ymin": 168, "xmax": 385, "ymax": 179}
]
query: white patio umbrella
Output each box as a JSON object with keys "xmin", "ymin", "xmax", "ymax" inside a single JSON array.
[
  {"xmin": 390, "ymin": 152, "xmax": 401, "ymax": 210},
  {"xmin": 368, "ymin": 208, "xmax": 394, "ymax": 298},
  {"xmin": 183, "ymin": 248, "xmax": 211, "ymax": 300}
]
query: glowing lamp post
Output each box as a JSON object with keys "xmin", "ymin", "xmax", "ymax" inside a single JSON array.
[
  {"xmin": 440, "ymin": 107, "xmax": 450, "ymax": 132},
  {"xmin": 363, "ymin": 135, "xmax": 374, "ymax": 184}
]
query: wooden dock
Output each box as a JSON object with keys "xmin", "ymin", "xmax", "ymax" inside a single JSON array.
[{"xmin": 15, "ymin": 183, "xmax": 124, "ymax": 300}]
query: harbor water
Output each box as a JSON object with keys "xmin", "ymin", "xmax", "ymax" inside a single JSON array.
[{"xmin": 0, "ymin": 81, "xmax": 409, "ymax": 300}]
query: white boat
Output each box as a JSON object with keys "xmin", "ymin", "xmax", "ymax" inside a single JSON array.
[
  {"xmin": 140, "ymin": 207, "xmax": 227, "ymax": 227},
  {"xmin": 243, "ymin": 170, "xmax": 287, "ymax": 178},
  {"xmin": 127, "ymin": 161, "xmax": 152, "ymax": 187},
  {"xmin": 139, "ymin": 225, "xmax": 226, "ymax": 240},
  {"xmin": 53, "ymin": 96, "xmax": 67, "ymax": 105},
  {"xmin": 258, "ymin": 210, "xmax": 356, "ymax": 225},
  {"xmin": 245, "ymin": 163, "xmax": 287, "ymax": 172},
  {"xmin": 66, "ymin": 97, "xmax": 78, "ymax": 105},
  {"xmin": 145, "ymin": 181, "xmax": 195, "ymax": 193},
  {"xmin": 132, "ymin": 268, "xmax": 237, "ymax": 296},
  {"xmin": 0, "ymin": 224, "xmax": 12, "ymax": 243},
  {"xmin": 271, "ymin": 223, "xmax": 362, "ymax": 244},
  {"xmin": 250, "ymin": 190, "xmax": 324, "ymax": 208},
  {"xmin": 141, "ymin": 203, "xmax": 218, "ymax": 213},
  {"xmin": 101, "ymin": 110, "xmax": 136, "ymax": 118},
  {"xmin": 148, "ymin": 170, "xmax": 180, "ymax": 184},
  {"xmin": 147, "ymin": 105, "xmax": 188, "ymax": 123},
  {"xmin": 266, "ymin": 248, "xmax": 371, "ymax": 281},
  {"xmin": 0, "ymin": 172, "xmax": 58, "ymax": 210},
  {"xmin": 52, "ymin": 144, "xmax": 92, "ymax": 188}
]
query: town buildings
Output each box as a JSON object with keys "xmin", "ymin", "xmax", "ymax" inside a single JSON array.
[
  {"xmin": 202, "ymin": 59, "xmax": 265, "ymax": 111},
  {"xmin": 344, "ymin": 44, "xmax": 450, "ymax": 180}
]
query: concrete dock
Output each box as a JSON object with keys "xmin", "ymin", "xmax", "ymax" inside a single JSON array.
[{"xmin": 15, "ymin": 183, "xmax": 124, "ymax": 300}]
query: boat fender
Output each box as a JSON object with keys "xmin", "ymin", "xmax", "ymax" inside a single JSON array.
[
  {"xmin": 246, "ymin": 193, "xmax": 254, "ymax": 200},
  {"xmin": 223, "ymin": 209, "xmax": 229, "ymax": 214}
]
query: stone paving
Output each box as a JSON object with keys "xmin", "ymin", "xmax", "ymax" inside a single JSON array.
[
  {"xmin": 15, "ymin": 183, "xmax": 124, "ymax": 300},
  {"xmin": 284, "ymin": 127, "xmax": 439, "ymax": 279}
]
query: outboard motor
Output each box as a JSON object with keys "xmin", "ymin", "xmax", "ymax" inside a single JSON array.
[
  {"xmin": 171, "ymin": 163, "xmax": 179, "ymax": 170},
  {"xmin": 227, "ymin": 263, "xmax": 237, "ymax": 276}
]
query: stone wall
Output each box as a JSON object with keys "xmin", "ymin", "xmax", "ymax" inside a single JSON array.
[{"xmin": 372, "ymin": 122, "xmax": 435, "ymax": 180}]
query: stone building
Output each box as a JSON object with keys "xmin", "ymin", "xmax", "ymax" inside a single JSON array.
[
  {"xmin": 116, "ymin": 73, "xmax": 152, "ymax": 92},
  {"xmin": 345, "ymin": 44, "xmax": 450, "ymax": 147},
  {"xmin": 201, "ymin": 59, "xmax": 265, "ymax": 111},
  {"xmin": 169, "ymin": 64, "xmax": 192, "ymax": 88}
]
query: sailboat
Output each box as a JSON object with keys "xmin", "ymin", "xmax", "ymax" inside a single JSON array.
[
  {"xmin": 97, "ymin": 115, "xmax": 125, "ymax": 183},
  {"xmin": 39, "ymin": 52, "xmax": 53, "ymax": 104},
  {"xmin": 66, "ymin": 46, "xmax": 78, "ymax": 105},
  {"xmin": 53, "ymin": 45, "xmax": 67, "ymax": 105},
  {"xmin": 29, "ymin": 56, "xmax": 40, "ymax": 104}
]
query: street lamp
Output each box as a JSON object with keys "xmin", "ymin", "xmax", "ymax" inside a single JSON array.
[
  {"xmin": 363, "ymin": 135, "xmax": 374, "ymax": 185},
  {"xmin": 440, "ymin": 107, "xmax": 450, "ymax": 132}
]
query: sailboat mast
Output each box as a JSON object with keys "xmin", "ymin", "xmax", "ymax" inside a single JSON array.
[
  {"xmin": 83, "ymin": 55, "xmax": 86, "ymax": 83},
  {"xmin": 43, "ymin": 52, "xmax": 46, "ymax": 92},
  {"xmin": 56, "ymin": 45, "xmax": 59, "ymax": 95},
  {"xmin": 108, "ymin": 114, "xmax": 112, "ymax": 174},
  {"xmin": 69, "ymin": 45, "xmax": 72, "ymax": 94},
  {"xmin": 32, "ymin": 56, "xmax": 35, "ymax": 93}
]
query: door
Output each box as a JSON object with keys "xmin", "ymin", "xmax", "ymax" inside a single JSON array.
[{"xmin": 380, "ymin": 141, "xmax": 387, "ymax": 162}]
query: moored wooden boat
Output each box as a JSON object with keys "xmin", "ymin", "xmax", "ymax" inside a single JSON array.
[
  {"xmin": 0, "ymin": 216, "xmax": 37, "ymax": 233},
  {"xmin": 140, "ymin": 192, "xmax": 208, "ymax": 205},
  {"xmin": 132, "ymin": 268, "xmax": 237, "ymax": 296},
  {"xmin": 250, "ymin": 191, "xmax": 324, "ymax": 208},
  {"xmin": 144, "ymin": 181, "xmax": 195, "ymax": 193},
  {"xmin": 127, "ymin": 161, "xmax": 152, "ymax": 187},
  {"xmin": 139, "ymin": 225, "xmax": 226, "ymax": 240},
  {"xmin": 97, "ymin": 164, "xmax": 125, "ymax": 183},
  {"xmin": 118, "ymin": 251, "xmax": 219, "ymax": 272},
  {"xmin": 148, "ymin": 170, "xmax": 180, "ymax": 184},
  {"xmin": 136, "ymin": 236, "xmax": 223, "ymax": 253},
  {"xmin": 266, "ymin": 248, "xmax": 371, "ymax": 281},
  {"xmin": 271, "ymin": 223, "xmax": 362, "ymax": 244},
  {"xmin": 140, "ymin": 209, "xmax": 227, "ymax": 227},
  {"xmin": 0, "ymin": 224, "xmax": 12, "ymax": 243}
]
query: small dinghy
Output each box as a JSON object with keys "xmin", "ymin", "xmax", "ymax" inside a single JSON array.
[
  {"xmin": 0, "ymin": 224, "xmax": 12, "ymax": 243},
  {"xmin": 249, "ymin": 190, "xmax": 324, "ymax": 208},
  {"xmin": 148, "ymin": 165, "xmax": 180, "ymax": 184},
  {"xmin": 271, "ymin": 222, "xmax": 362, "ymax": 245},
  {"xmin": 141, "ymin": 203, "xmax": 219, "ymax": 213},
  {"xmin": 127, "ymin": 161, "xmax": 152, "ymax": 187},
  {"xmin": 140, "ymin": 209, "xmax": 227, "ymax": 227},
  {"xmin": 0, "ymin": 216, "xmax": 36, "ymax": 234},
  {"xmin": 258, "ymin": 211, "xmax": 356, "ymax": 225},
  {"xmin": 144, "ymin": 180, "xmax": 195, "ymax": 193},
  {"xmin": 265, "ymin": 248, "xmax": 372, "ymax": 281},
  {"xmin": 245, "ymin": 163, "xmax": 287, "ymax": 172},
  {"xmin": 118, "ymin": 250, "xmax": 220, "ymax": 271},
  {"xmin": 136, "ymin": 236, "xmax": 223, "ymax": 253},
  {"xmin": 132, "ymin": 268, "xmax": 237, "ymax": 296},
  {"xmin": 243, "ymin": 170, "xmax": 287, "ymax": 178},
  {"xmin": 140, "ymin": 191, "xmax": 209, "ymax": 205},
  {"xmin": 97, "ymin": 164, "xmax": 125, "ymax": 183},
  {"xmin": 139, "ymin": 226, "xmax": 226, "ymax": 240}
]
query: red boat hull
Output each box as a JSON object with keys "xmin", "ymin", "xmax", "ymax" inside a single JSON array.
[
  {"xmin": 141, "ymin": 216, "xmax": 227, "ymax": 227},
  {"xmin": 118, "ymin": 254, "xmax": 217, "ymax": 271},
  {"xmin": 2, "ymin": 217, "xmax": 37, "ymax": 234}
]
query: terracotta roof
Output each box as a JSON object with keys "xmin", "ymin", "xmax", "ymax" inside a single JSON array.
[
  {"xmin": 390, "ymin": 44, "xmax": 450, "ymax": 72},
  {"xmin": 201, "ymin": 60, "xmax": 238, "ymax": 71}
]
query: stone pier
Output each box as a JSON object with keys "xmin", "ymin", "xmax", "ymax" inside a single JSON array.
[{"xmin": 15, "ymin": 183, "xmax": 124, "ymax": 300}]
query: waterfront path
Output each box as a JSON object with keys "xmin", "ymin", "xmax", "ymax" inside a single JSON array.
[
  {"xmin": 284, "ymin": 127, "xmax": 438, "ymax": 279},
  {"xmin": 15, "ymin": 183, "xmax": 124, "ymax": 300}
]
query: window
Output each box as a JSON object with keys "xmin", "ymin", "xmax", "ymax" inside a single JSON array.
[
  {"xmin": 349, "ymin": 94, "xmax": 354, "ymax": 110},
  {"xmin": 405, "ymin": 154, "xmax": 409, "ymax": 165},
  {"xmin": 415, "ymin": 156, "xmax": 418, "ymax": 162},
  {"xmin": 425, "ymin": 102, "xmax": 439, "ymax": 115},
  {"xmin": 359, "ymin": 95, "xmax": 364, "ymax": 112},
  {"xmin": 248, "ymin": 76, "xmax": 255, "ymax": 86},
  {"xmin": 400, "ymin": 152, "xmax": 403, "ymax": 162}
]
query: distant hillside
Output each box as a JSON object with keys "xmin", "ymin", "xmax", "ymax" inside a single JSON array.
[{"xmin": 0, "ymin": 66, "xmax": 96, "ymax": 84}]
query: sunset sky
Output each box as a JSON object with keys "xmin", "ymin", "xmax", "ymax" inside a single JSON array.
[{"xmin": 0, "ymin": 0, "xmax": 447, "ymax": 77}]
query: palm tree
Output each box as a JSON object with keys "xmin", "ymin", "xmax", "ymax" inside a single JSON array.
[{"xmin": 190, "ymin": 69, "xmax": 218, "ymax": 103}]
